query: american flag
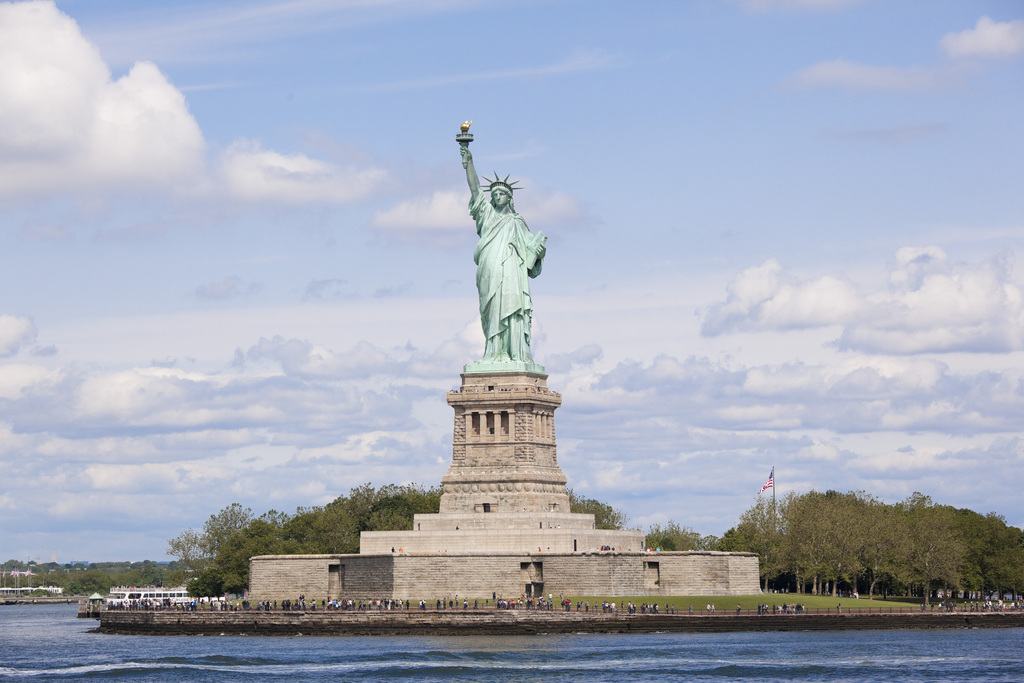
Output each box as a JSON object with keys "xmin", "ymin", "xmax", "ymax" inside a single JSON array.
[{"xmin": 758, "ymin": 468, "xmax": 774, "ymax": 495}]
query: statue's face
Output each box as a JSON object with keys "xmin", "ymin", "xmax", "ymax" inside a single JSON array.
[{"xmin": 491, "ymin": 188, "xmax": 511, "ymax": 210}]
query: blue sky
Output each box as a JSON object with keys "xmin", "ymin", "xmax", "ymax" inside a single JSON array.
[{"xmin": 1, "ymin": 0, "xmax": 1022, "ymax": 562}]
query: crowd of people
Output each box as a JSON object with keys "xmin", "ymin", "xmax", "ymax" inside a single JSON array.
[
  {"xmin": 622, "ymin": 602, "xmax": 676, "ymax": 614},
  {"xmin": 927, "ymin": 599, "xmax": 1020, "ymax": 613},
  {"xmin": 102, "ymin": 594, "xmax": 1023, "ymax": 615},
  {"xmin": 756, "ymin": 603, "xmax": 805, "ymax": 614}
]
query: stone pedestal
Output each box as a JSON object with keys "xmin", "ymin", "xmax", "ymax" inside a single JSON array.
[{"xmin": 441, "ymin": 371, "xmax": 569, "ymax": 515}]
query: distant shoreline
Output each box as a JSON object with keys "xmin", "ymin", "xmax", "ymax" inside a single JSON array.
[{"xmin": 96, "ymin": 610, "xmax": 1024, "ymax": 636}]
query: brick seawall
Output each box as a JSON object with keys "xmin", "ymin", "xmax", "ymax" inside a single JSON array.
[{"xmin": 97, "ymin": 610, "xmax": 1024, "ymax": 636}]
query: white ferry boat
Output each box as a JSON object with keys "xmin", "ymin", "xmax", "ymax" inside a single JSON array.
[{"xmin": 106, "ymin": 586, "xmax": 190, "ymax": 607}]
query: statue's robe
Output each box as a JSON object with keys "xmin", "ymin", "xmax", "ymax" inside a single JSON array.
[{"xmin": 470, "ymin": 193, "xmax": 544, "ymax": 362}]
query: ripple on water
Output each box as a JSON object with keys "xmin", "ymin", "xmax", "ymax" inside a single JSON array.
[{"xmin": 0, "ymin": 605, "xmax": 1021, "ymax": 682}]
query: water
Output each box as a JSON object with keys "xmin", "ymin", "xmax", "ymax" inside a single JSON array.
[{"xmin": 1, "ymin": 604, "xmax": 1020, "ymax": 681}]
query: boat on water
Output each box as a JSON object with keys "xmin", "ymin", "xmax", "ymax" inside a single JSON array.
[{"xmin": 106, "ymin": 586, "xmax": 191, "ymax": 608}]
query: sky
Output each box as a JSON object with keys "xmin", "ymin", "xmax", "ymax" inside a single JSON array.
[{"xmin": 1, "ymin": 0, "xmax": 1022, "ymax": 563}]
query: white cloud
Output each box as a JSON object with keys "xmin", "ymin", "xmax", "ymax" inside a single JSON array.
[
  {"xmin": 787, "ymin": 16, "xmax": 1024, "ymax": 95},
  {"xmin": 0, "ymin": 363, "xmax": 58, "ymax": 399},
  {"xmin": 525, "ymin": 188, "xmax": 586, "ymax": 226},
  {"xmin": 715, "ymin": 403, "xmax": 802, "ymax": 429},
  {"xmin": 702, "ymin": 259, "xmax": 862, "ymax": 335},
  {"xmin": 0, "ymin": 333, "xmax": 453, "ymax": 463},
  {"xmin": 703, "ymin": 249, "xmax": 1024, "ymax": 354},
  {"xmin": 794, "ymin": 440, "xmax": 842, "ymax": 462},
  {"xmin": 941, "ymin": 16, "xmax": 1024, "ymax": 58},
  {"xmin": 220, "ymin": 139, "xmax": 387, "ymax": 204},
  {"xmin": 244, "ymin": 336, "xmax": 393, "ymax": 379},
  {"xmin": 543, "ymin": 344, "xmax": 603, "ymax": 374},
  {"xmin": 293, "ymin": 429, "xmax": 435, "ymax": 465},
  {"xmin": 0, "ymin": 315, "xmax": 38, "ymax": 356},
  {"xmin": 0, "ymin": 1, "xmax": 387, "ymax": 207},
  {"xmin": 75, "ymin": 367, "xmax": 209, "ymax": 420},
  {"xmin": 576, "ymin": 351, "xmax": 1024, "ymax": 439},
  {"xmin": 370, "ymin": 190, "xmax": 469, "ymax": 245},
  {"xmin": 0, "ymin": 1, "xmax": 204, "ymax": 196},
  {"xmin": 858, "ymin": 439, "xmax": 1024, "ymax": 480},
  {"xmin": 84, "ymin": 461, "xmax": 232, "ymax": 492},
  {"xmin": 840, "ymin": 248, "xmax": 1024, "ymax": 354},
  {"xmin": 787, "ymin": 59, "xmax": 950, "ymax": 91},
  {"xmin": 89, "ymin": 61, "xmax": 204, "ymax": 185},
  {"xmin": 0, "ymin": 1, "xmax": 105, "ymax": 156},
  {"xmin": 741, "ymin": 356, "xmax": 949, "ymax": 399}
]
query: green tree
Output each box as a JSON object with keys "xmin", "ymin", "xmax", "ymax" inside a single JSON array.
[
  {"xmin": 133, "ymin": 560, "xmax": 165, "ymax": 586},
  {"xmin": 188, "ymin": 568, "xmax": 224, "ymax": 597},
  {"xmin": 167, "ymin": 528, "xmax": 207, "ymax": 576},
  {"xmin": 284, "ymin": 502, "xmax": 360, "ymax": 554},
  {"xmin": 956, "ymin": 509, "xmax": 1024, "ymax": 599},
  {"xmin": 168, "ymin": 504, "xmax": 255, "ymax": 593},
  {"xmin": 817, "ymin": 491, "xmax": 868, "ymax": 597},
  {"xmin": 987, "ymin": 522, "xmax": 1024, "ymax": 598},
  {"xmin": 567, "ymin": 489, "xmax": 628, "ymax": 529},
  {"xmin": 202, "ymin": 503, "xmax": 254, "ymax": 558},
  {"xmin": 902, "ymin": 493, "xmax": 963, "ymax": 605},
  {"xmin": 215, "ymin": 516, "xmax": 297, "ymax": 595},
  {"xmin": 784, "ymin": 491, "xmax": 830, "ymax": 594},
  {"xmin": 859, "ymin": 497, "xmax": 907, "ymax": 598},
  {"xmin": 716, "ymin": 525, "xmax": 749, "ymax": 552},
  {"xmin": 65, "ymin": 569, "xmax": 115, "ymax": 595},
  {"xmin": 364, "ymin": 495, "xmax": 417, "ymax": 532},
  {"xmin": 360, "ymin": 484, "xmax": 443, "ymax": 532},
  {"xmin": 645, "ymin": 521, "xmax": 705, "ymax": 551},
  {"xmin": 734, "ymin": 493, "xmax": 786, "ymax": 592}
]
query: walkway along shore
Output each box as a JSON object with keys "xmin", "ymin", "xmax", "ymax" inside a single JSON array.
[{"xmin": 97, "ymin": 609, "xmax": 1024, "ymax": 636}]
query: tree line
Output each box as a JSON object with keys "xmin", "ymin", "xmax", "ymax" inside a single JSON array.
[
  {"xmin": 711, "ymin": 490, "xmax": 1024, "ymax": 604},
  {"xmin": 166, "ymin": 484, "xmax": 1024, "ymax": 602},
  {"xmin": 0, "ymin": 559, "xmax": 176, "ymax": 596}
]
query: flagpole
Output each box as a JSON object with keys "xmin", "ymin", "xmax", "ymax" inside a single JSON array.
[{"xmin": 772, "ymin": 466, "xmax": 776, "ymax": 537}]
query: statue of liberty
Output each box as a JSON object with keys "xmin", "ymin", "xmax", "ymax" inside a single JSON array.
[{"xmin": 459, "ymin": 129, "xmax": 547, "ymax": 372}]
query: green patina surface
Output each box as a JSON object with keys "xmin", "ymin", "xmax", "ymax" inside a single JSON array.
[{"xmin": 459, "ymin": 126, "xmax": 546, "ymax": 375}]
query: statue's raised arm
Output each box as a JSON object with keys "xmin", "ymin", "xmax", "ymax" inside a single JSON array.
[{"xmin": 461, "ymin": 146, "xmax": 481, "ymax": 201}]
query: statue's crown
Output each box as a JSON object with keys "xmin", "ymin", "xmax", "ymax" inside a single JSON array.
[{"xmin": 485, "ymin": 173, "xmax": 521, "ymax": 194}]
